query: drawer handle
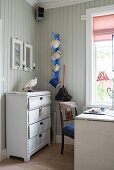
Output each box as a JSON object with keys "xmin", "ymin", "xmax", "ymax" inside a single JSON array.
[
  {"xmin": 39, "ymin": 108, "xmax": 42, "ymax": 112},
  {"xmin": 39, "ymin": 107, "xmax": 43, "ymax": 115},
  {"xmin": 39, "ymin": 134, "xmax": 42, "ymax": 138},
  {"xmin": 40, "ymin": 97, "xmax": 43, "ymax": 100},
  {"xmin": 40, "ymin": 122, "xmax": 43, "ymax": 125}
]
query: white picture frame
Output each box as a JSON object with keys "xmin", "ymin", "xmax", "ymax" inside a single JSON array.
[
  {"xmin": 12, "ymin": 38, "xmax": 23, "ymax": 70},
  {"xmin": 24, "ymin": 43, "xmax": 33, "ymax": 71}
]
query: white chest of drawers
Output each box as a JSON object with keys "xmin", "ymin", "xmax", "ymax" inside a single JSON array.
[{"xmin": 6, "ymin": 91, "xmax": 51, "ymax": 162}]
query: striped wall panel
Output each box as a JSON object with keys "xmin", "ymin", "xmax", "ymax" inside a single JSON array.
[
  {"xmin": 37, "ymin": 0, "xmax": 114, "ymax": 136},
  {"xmin": 1, "ymin": 0, "xmax": 37, "ymax": 149}
]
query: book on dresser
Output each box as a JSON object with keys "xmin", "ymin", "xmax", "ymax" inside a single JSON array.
[{"xmin": 6, "ymin": 91, "xmax": 51, "ymax": 162}]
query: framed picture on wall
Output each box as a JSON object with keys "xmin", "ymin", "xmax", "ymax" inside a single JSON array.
[
  {"xmin": 12, "ymin": 38, "xmax": 23, "ymax": 70},
  {"xmin": 24, "ymin": 43, "xmax": 33, "ymax": 71}
]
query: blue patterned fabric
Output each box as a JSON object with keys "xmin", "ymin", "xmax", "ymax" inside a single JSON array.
[{"xmin": 63, "ymin": 124, "xmax": 74, "ymax": 138}]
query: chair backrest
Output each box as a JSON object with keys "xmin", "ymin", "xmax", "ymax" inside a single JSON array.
[{"xmin": 59, "ymin": 101, "xmax": 77, "ymax": 129}]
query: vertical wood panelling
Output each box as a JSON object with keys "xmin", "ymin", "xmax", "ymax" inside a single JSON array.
[
  {"xmin": 80, "ymin": 2, "xmax": 86, "ymax": 110},
  {"xmin": 1, "ymin": 0, "xmax": 5, "ymax": 150},
  {"xmin": 37, "ymin": 0, "xmax": 114, "ymax": 136},
  {"xmin": 104, "ymin": 0, "xmax": 110, "ymax": 6},
  {"xmin": 99, "ymin": 0, "xmax": 105, "ymax": 6},
  {"xmin": 67, "ymin": 6, "xmax": 73, "ymax": 96},
  {"xmin": 110, "ymin": 0, "xmax": 114, "ymax": 5},
  {"xmin": 1, "ymin": 0, "xmax": 37, "ymax": 149},
  {"xmin": 72, "ymin": 4, "xmax": 77, "ymax": 102},
  {"xmin": 94, "ymin": 0, "xmax": 100, "ymax": 7},
  {"xmin": 47, "ymin": 10, "xmax": 52, "ymax": 93},
  {"xmin": 76, "ymin": 3, "xmax": 81, "ymax": 113}
]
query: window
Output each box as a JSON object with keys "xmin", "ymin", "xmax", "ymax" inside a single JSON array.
[
  {"xmin": 93, "ymin": 41, "xmax": 112, "ymax": 105},
  {"xmin": 86, "ymin": 5, "xmax": 114, "ymax": 106}
]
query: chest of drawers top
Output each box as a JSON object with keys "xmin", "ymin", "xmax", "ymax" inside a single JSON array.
[{"xmin": 6, "ymin": 91, "xmax": 51, "ymax": 97}]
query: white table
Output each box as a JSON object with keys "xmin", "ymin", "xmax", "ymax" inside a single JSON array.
[{"xmin": 74, "ymin": 113, "xmax": 114, "ymax": 170}]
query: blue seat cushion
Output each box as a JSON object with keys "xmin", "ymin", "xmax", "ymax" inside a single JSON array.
[{"xmin": 62, "ymin": 124, "xmax": 74, "ymax": 138}]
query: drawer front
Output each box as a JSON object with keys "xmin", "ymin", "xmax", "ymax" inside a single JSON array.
[
  {"xmin": 41, "ymin": 95, "xmax": 51, "ymax": 107},
  {"xmin": 29, "ymin": 118, "xmax": 51, "ymax": 139},
  {"xmin": 38, "ymin": 129, "xmax": 50, "ymax": 146},
  {"xmin": 39, "ymin": 118, "xmax": 51, "ymax": 134},
  {"xmin": 29, "ymin": 96, "xmax": 41, "ymax": 110},
  {"xmin": 28, "ymin": 129, "xmax": 50, "ymax": 153},
  {"xmin": 39, "ymin": 106, "xmax": 50, "ymax": 121},
  {"xmin": 29, "ymin": 122, "xmax": 39, "ymax": 139},
  {"xmin": 29, "ymin": 95, "xmax": 51, "ymax": 110},
  {"xmin": 28, "ymin": 106, "xmax": 50, "ymax": 125},
  {"xmin": 28, "ymin": 136, "xmax": 37, "ymax": 153}
]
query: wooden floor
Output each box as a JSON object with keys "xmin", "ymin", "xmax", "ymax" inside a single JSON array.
[{"xmin": 0, "ymin": 144, "xmax": 74, "ymax": 170}]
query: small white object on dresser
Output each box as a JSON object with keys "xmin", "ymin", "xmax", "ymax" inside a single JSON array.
[{"xmin": 6, "ymin": 91, "xmax": 51, "ymax": 162}]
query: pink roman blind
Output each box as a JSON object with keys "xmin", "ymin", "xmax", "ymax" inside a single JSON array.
[{"xmin": 93, "ymin": 14, "xmax": 114, "ymax": 42}]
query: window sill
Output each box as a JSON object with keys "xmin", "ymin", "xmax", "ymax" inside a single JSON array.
[{"xmin": 83, "ymin": 104, "xmax": 111, "ymax": 112}]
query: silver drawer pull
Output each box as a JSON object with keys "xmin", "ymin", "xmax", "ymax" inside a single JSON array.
[
  {"xmin": 39, "ymin": 134, "xmax": 42, "ymax": 138},
  {"xmin": 40, "ymin": 122, "xmax": 43, "ymax": 125}
]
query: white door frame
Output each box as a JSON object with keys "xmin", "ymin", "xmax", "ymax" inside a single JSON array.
[{"xmin": 0, "ymin": 19, "xmax": 2, "ymax": 161}]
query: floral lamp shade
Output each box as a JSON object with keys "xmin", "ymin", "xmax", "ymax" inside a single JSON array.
[{"xmin": 96, "ymin": 71, "xmax": 109, "ymax": 82}]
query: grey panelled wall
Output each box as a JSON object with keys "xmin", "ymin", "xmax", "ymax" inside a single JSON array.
[
  {"xmin": 1, "ymin": 0, "xmax": 37, "ymax": 149},
  {"xmin": 1, "ymin": 0, "xmax": 114, "ymax": 150},
  {"xmin": 37, "ymin": 0, "xmax": 114, "ymax": 136}
]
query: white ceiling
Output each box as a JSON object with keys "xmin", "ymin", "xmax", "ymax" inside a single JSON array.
[
  {"xmin": 25, "ymin": 0, "xmax": 93, "ymax": 9},
  {"xmin": 36, "ymin": 0, "xmax": 61, "ymax": 3}
]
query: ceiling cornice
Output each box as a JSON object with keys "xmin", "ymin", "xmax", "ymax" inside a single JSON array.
[
  {"xmin": 25, "ymin": 0, "xmax": 93, "ymax": 9},
  {"xmin": 40, "ymin": 0, "xmax": 93, "ymax": 9},
  {"xmin": 25, "ymin": 0, "xmax": 38, "ymax": 7}
]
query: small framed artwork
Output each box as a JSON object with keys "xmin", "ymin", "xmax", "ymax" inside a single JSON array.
[
  {"xmin": 24, "ymin": 43, "xmax": 33, "ymax": 71},
  {"xmin": 12, "ymin": 38, "xmax": 23, "ymax": 69}
]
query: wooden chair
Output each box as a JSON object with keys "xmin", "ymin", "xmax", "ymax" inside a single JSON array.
[{"xmin": 59, "ymin": 101, "xmax": 77, "ymax": 154}]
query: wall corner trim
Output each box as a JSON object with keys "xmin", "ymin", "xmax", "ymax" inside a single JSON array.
[{"xmin": 56, "ymin": 135, "xmax": 74, "ymax": 145}]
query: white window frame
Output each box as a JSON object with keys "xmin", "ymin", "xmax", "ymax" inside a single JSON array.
[{"xmin": 86, "ymin": 4, "xmax": 114, "ymax": 106}]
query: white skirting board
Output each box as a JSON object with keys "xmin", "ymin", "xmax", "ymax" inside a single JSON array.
[
  {"xmin": 56, "ymin": 135, "xmax": 74, "ymax": 145},
  {"xmin": 1, "ymin": 149, "xmax": 6, "ymax": 160}
]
